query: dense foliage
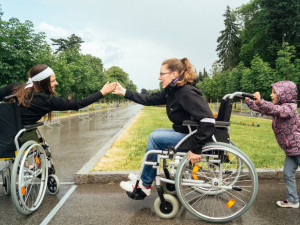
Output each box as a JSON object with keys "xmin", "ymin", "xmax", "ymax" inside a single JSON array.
[
  {"xmin": 203, "ymin": 0, "xmax": 300, "ymax": 102},
  {"xmin": 0, "ymin": 5, "xmax": 137, "ymax": 100}
]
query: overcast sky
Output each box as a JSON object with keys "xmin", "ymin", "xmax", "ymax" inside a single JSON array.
[{"xmin": 1, "ymin": 0, "xmax": 249, "ymax": 91}]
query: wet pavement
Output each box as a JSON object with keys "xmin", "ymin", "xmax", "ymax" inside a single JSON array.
[
  {"xmin": 1, "ymin": 104, "xmax": 300, "ymax": 225},
  {"xmin": 1, "ymin": 180, "xmax": 300, "ymax": 225}
]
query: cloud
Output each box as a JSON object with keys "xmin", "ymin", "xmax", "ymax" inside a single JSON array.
[
  {"xmin": 36, "ymin": 22, "xmax": 173, "ymax": 90},
  {"xmin": 37, "ymin": 22, "xmax": 71, "ymax": 38}
]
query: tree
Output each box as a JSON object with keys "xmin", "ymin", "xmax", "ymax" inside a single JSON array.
[
  {"xmin": 51, "ymin": 34, "xmax": 84, "ymax": 53},
  {"xmin": 275, "ymin": 42, "xmax": 300, "ymax": 83},
  {"xmin": 241, "ymin": 55, "xmax": 275, "ymax": 100},
  {"xmin": 0, "ymin": 17, "xmax": 52, "ymax": 85},
  {"xmin": 198, "ymin": 68, "xmax": 209, "ymax": 82},
  {"xmin": 216, "ymin": 6, "xmax": 241, "ymax": 71},
  {"xmin": 237, "ymin": 0, "xmax": 300, "ymax": 67}
]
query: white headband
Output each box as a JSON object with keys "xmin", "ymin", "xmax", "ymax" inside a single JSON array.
[{"xmin": 24, "ymin": 67, "xmax": 54, "ymax": 89}]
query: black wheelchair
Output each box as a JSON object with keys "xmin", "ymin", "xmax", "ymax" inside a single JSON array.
[
  {"xmin": 0, "ymin": 96, "xmax": 60, "ymax": 215},
  {"xmin": 127, "ymin": 92, "xmax": 258, "ymax": 223}
]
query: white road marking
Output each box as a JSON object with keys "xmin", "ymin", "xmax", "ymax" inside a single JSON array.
[{"xmin": 40, "ymin": 185, "xmax": 77, "ymax": 225}]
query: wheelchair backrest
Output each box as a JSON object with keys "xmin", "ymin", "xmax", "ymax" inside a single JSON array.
[
  {"xmin": 216, "ymin": 99, "xmax": 232, "ymax": 122},
  {"xmin": 0, "ymin": 102, "xmax": 22, "ymax": 158}
]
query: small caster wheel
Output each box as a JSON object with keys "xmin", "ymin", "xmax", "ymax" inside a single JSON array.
[
  {"xmin": 3, "ymin": 175, "xmax": 10, "ymax": 196},
  {"xmin": 47, "ymin": 174, "xmax": 60, "ymax": 195},
  {"xmin": 154, "ymin": 194, "xmax": 179, "ymax": 219},
  {"xmin": 161, "ymin": 181, "xmax": 176, "ymax": 196}
]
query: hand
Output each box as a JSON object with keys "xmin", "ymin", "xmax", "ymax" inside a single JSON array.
[
  {"xmin": 245, "ymin": 97, "xmax": 249, "ymax": 101},
  {"xmin": 253, "ymin": 92, "xmax": 261, "ymax": 104},
  {"xmin": 100, "ymin": 81, "xmax": 117, "ymax": 95},
  {"xmin": 112, "ymin": 82, "xmax": 126, "ymax": 96},
  {"xmin": 187, "ymin": 151, "xmax": 202, "ymax": 164}
]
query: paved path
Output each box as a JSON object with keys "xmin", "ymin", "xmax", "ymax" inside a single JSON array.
[
  {"xmin": 1, "ymin": 180, "xmax": 300, "ymax": 225},
  {"xmin": 1, "ymin": 104, "xmax": 300, "ymax": 225}
]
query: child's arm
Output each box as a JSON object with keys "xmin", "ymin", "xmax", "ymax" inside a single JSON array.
[
  {"xmin": 245, "ymin": 99, "xmax": 262, "ymax": 112},
  {"xmin": 256, "ymin": 100, "xmax": 295, "ymax": 118}
]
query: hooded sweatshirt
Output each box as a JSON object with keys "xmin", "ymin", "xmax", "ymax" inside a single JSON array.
[{"xmin": 246, "ymin": 81, "xmax": 300, "ymax": 156}]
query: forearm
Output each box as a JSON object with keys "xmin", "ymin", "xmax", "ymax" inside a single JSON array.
[
  {"xmin": 245, "ymin": 99, "xmax": 262, "ymax": 112},
  {"xmin": 256, "ymin": 99, "xmax": 294, "ymax": 117},
  {"xmin": 125, "ymin": 89, "xmax": 166, "ymax": 106},
  {"xmin": 50, "ymin": 91, "xmax": 103, "ymax": 111}
]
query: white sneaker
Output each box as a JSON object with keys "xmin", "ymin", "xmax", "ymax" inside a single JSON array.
[
  {"xmin": 276, "ymin": 200, "xmax": 299, "ymax": 208},
  {"xmin": 120, "ymin": 180, "xmax": 151, "ymax": 196},
  {"xmin": 128, "ymin": 173, "xmax": 138, "ymax": 181}
]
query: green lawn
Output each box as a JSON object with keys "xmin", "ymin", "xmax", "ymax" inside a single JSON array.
[{"xmin": 94, "ymin": 106, "xmax": 292, "ymax": 171}]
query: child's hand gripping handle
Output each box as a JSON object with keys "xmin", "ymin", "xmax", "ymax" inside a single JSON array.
[{"xmin": 241, "ymin": 93, "xmax": 255, "ymax": 100}]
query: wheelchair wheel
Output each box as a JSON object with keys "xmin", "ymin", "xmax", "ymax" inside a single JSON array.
[
  {"xmin": 161, "ymin": 181, "xmax": 176, "ymax": 196},
  {"xmin": 175, "ymin": 143, "xmax": 258, "ymax": 223},
  {"xmin": 47, "ymin": 174, "xmax": 60, "ymax": 195},
  {"xmin": 11, "ymin": 141, "xmax": 48, "ymax": 215},
  {"xmin": 153, "ymin": 194, "xmax": 179, "ymax": 219},
  {"xmin": 2, "ymin": 172, "xmax": 11, "ymax": 196}
]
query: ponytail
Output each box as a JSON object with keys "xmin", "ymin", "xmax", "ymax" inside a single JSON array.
[{"xmin": 162, "ymin": 58, "xmax": 196, "ymax": 87}]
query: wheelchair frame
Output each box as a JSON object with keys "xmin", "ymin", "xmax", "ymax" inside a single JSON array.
[
  {"xmin": 126, "ymin": 92, "xmax": 258, "ymax": 223},
  {"xmin": 0, "ymin": 99, "xmax": 60, "ymax": 215}
]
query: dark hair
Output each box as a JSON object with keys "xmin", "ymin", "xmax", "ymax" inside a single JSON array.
[
  {"xmin": 13, "ymin": 64, "xmax": 56, "ymax": 121},
  {"xmin": 161, "ymin": 58, "xmax": 196, "ymax": 87}
]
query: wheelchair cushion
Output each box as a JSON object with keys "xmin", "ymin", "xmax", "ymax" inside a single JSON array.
[{"xmin": 0, "ymin": 102, "xmax": 22, "ymax": 158}]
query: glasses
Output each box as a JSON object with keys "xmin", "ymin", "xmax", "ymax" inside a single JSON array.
[{"xmin": 159, "ymin": 72, "xmax": 171, "ymax": 77}]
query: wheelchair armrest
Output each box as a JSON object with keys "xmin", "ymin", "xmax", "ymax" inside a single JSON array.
[
  {"xmin": 215, "ymin": 121, "xmax": 230, "ymax": 127},
  {"xmin": 183, "ymin": 120, "xmax": 230, "ymax": 128},
  {"xmin": 182, "ymin": 120, "xmax": 200, "ymax": 126},
  {"xmin": 24, "ymin": 122, "xmax": 44, "ymax": 130}
]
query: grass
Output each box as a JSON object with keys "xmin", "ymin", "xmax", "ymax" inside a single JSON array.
[
  {"xmin": 93, "ymin": 106, "xmax": 172, "ymax": 171},
  {"xmin": 93, "ymin": 105, "xmax": 297, "ymax": 171}
]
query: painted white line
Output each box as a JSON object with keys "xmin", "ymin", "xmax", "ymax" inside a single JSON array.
[
  {"xmin": 40, "ymin": 185, "xmax": 77, "ymax": 225},
  {"xmin": 60, "ymin": 182, "xmax": 75, "ymax": 185}
]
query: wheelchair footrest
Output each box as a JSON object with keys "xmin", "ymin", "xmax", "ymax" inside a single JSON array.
[{"xmin": 126, "ymin": 190, "xmax": 147, "ymax": 200}]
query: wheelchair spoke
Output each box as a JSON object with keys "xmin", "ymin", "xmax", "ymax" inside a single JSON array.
[{"xmin": 175, "ymin": 145, "xmax": 258, "ymax": 223}]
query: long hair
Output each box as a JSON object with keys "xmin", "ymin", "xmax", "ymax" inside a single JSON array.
[
  {"xmin": 13, "ymin": 64, "xmax": 56, "ymax": 121},
  {"xmin": 162, "ymin": 58, "xmax": 196, "ymax": 87}
]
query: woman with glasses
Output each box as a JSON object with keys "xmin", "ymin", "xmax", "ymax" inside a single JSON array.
[{"xmin": 113, "ymin": 57, "xmax": 215, "ymax": 197}]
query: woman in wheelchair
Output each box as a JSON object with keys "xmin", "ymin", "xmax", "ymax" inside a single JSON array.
[
  {"xmin": 0, "ymin": 64, "xmax": 116, "ymax": 215},
  {"xmin": 113, "ymin": 57, "xmax": 215, "ymax": 197},
  {"xmin": 0, "ymin": 64, "xmax": 116, "ymax": 125}
]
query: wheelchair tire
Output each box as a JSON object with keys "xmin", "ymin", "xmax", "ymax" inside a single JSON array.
[
  {"xmin": 161, "ymin": 181, "xmax": 176, "ymax": 196},
  {"xmin": 47, "ymin": 174, "xmax": 60, "ymax": 195},
  {"xmin": 175, "ymin": 143, "xmax": 258, "ymax": 223},
  {"xmin": 153, "ymin": 194, "xmax": 179, "ymax": 219},
  {"xmin": 3, "ymin": 173, "xmax": 11, "ymax": 196},
  {"xmin": 11, "ymin": 141, "xmax": 48, "ymax": 215}
]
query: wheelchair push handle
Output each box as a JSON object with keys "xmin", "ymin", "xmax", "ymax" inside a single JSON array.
[{"xmin": 241, "ymin": 92, "xmax": 255, "ymax": 100}]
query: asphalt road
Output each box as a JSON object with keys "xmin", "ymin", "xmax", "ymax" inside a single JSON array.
[{"xmin": 1, "ymin": 104, "xmax": 300, "ymax": 225}]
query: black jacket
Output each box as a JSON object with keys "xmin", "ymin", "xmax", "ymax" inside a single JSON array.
[
  {"xmin": 0, "ymin": 83, "xmax": 103, "ymax": 125},
  {"xmin": 125, "ymin": 84, "xmax": 215, "ymax": 154}
]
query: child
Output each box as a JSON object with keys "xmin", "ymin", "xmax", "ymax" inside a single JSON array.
[{"xmin": 245, "ymin": 80, "xmax": 300, "ymax": 208}]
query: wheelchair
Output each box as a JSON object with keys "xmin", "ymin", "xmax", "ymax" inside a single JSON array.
[
  {"xmin": 0, "ymin": 96, "xmax": 60, "ymax": 215},
  {"xmin": 127, "ymin": 92, "xmax": 258, "ymax": 223}
]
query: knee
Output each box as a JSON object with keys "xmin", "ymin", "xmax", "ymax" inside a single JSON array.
[{"xmin": 283, "ymin": 168, "xmax": 295, "ymax": 179}]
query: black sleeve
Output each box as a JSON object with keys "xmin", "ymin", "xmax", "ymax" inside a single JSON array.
[
  {"xmin": 125, "ymin": 89, "xmax": 166, "ymax": 106},
  {"xmin": 180, "ymin": 88, "xmax": 215, "ymax": 154},
  {"xmin": 0, "ymin": 83, "xmax": 17, "ymax": 101},
  {"xmin": 48, "ymin": 91, "xmax": 103, "ymax": 111}
]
